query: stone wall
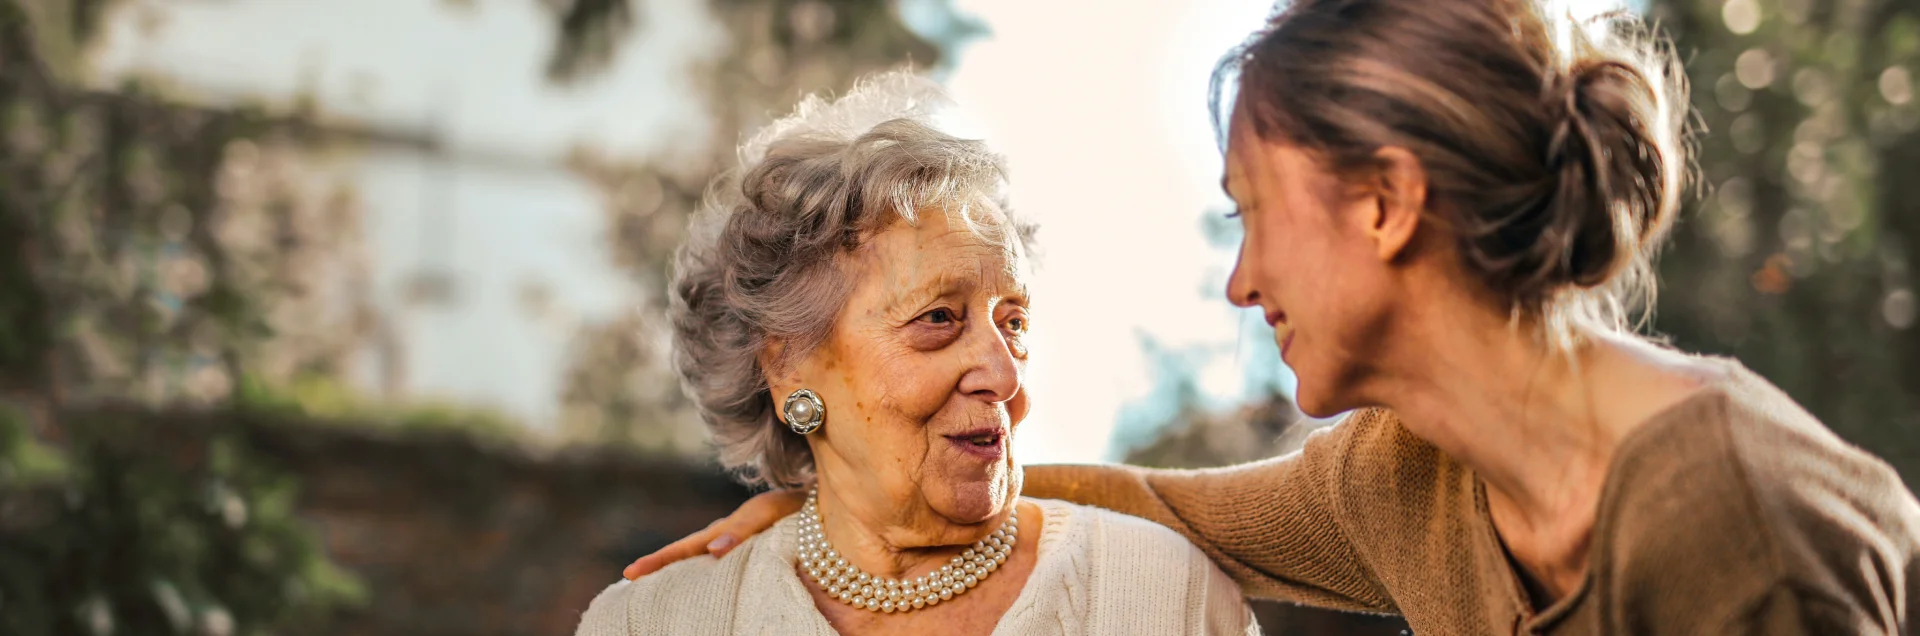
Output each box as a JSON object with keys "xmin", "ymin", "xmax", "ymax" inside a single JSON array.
[{"xmin": 79, "ymin": 409, "xmax": 751, "ymax": 636}]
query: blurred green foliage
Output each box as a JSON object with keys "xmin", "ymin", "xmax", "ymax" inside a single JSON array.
[
  {"xmin": 233, "ymin": 374, "xmax": 523, "ymax": 441},
  {"xmin": 0, "ymin": 0, "xmax": 374, "ymax": 632},
  {"xmin": 1650, "ymin": 0, "xmax": 1920, "ymax": 481},
  {"xmin": 0, "ymin": 406, "xmax": 364, "ymax": 636}
]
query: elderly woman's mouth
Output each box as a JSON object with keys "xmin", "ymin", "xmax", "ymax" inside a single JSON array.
[{"xmin": 943, "ymin": 429, "xmax": 1008, "ymax": 460}]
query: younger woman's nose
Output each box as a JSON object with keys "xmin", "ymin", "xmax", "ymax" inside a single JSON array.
[{"xmin": 1226, "ymin": 258, "xmax": 1262, "ymax": 309}]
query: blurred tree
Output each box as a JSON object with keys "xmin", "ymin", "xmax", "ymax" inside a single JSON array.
[
  {"xmin": 1648, "ymin": 0, "xmax": 1920, "ymax": 483},
  {"xmin": 1, "ymin": 1, "xmax": 396, "ymax": 632},
  {"xmin": 0, "ymin": 408, "xmax": 364, "ymax": 636},
  {"xmin": 544, "ymin": 0, "xmax": 638, "ymax": 82},
  {"xmin": 1, "ymin": 0, "xmax": 391, "ymax": 417}
]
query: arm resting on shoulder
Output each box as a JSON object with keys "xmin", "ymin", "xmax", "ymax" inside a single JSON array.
[{"xmin": 1024, "ymin": 418, "xmax": 1393, "ymax": 613}]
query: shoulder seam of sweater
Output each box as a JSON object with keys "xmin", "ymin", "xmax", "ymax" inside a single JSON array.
[{"xmin": 1707, "ymin": 391, "xmax": 1793, "ymax": 589}]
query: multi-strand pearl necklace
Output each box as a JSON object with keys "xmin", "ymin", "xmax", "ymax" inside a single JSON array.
[{"xmin": 796, "ymin": 488, "xmax": 1018, "ymax": 614}]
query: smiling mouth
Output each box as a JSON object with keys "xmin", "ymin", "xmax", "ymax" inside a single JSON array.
[
  {"xmin": 1268, "ymin": 311, "xmax": 1295, "ymax": 358},
  {"xmin": 944, "ymin": 429, "xmax": 1008, "ymax": 460},
  {"xmin": 951, "ymin": 432, "xmax": 1003, "ymax": 447}
]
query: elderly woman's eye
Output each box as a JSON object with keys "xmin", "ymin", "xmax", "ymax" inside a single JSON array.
[
  {"xmin": 921, "ymin": 308, "xmax": 957, "ymax": 324},
  {"xmin": 1004, "ymin": 316, "xmax": 1028, "ymax": 333}
]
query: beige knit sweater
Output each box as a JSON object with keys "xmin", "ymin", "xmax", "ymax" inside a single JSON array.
[
  {"xmin": 1026, "ymin": 358, "xmax": 1920, "ymax": 635},
  {"xmin": 574, "ymin": 498, "xmax": 1257, "ymax": 635}
]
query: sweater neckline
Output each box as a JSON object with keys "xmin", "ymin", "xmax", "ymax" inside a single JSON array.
[
  {"xmin": 1477, "ymin": 356, "xmax": 1744, "ymax": 631},
  {"xmin": 752, "ymin": 497, "xmax": 1079, "ymax": 634}
]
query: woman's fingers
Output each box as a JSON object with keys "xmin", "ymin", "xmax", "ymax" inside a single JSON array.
[
  {"xmin": 623, "ymin": 525, "xmax": 721, "ymax": 580},
  {"xmin": 621, "ymin": 489, "xmax": 807, "ymax": 580},
  {"xmin": 712, "ymin": 489, "xmax": 805, "ymax": 557}
]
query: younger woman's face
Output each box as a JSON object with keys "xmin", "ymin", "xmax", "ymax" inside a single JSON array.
[{"xmin": 1221, "ymin": 111, "xmax": 1401, "ymax": 417}]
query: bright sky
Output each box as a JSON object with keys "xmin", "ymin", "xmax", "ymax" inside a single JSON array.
[
  {"xmin": 940, "ymin": 0, "xmax": 1287, "ymax": 462},
  {"xmin": 89, "ymin": 0, "xmax": 1622, "ymax": 464}
]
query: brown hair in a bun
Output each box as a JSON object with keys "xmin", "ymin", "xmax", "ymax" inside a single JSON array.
[{"xmin": 1219, "ymin": 0, "xmax": 1690, "ymax": 340}]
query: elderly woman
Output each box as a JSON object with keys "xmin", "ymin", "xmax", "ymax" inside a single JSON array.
[{"xmin": 573, "ymin": 73, "xmax": 1255, "ymax": 635}]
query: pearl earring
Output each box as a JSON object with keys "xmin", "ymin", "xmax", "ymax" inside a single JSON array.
[{"xmin": 783, "ymin": 389, "xmax": 825, "ymax": 435}]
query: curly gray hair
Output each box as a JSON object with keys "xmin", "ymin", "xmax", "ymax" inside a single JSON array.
[{"xmin": 670, "ymin": 71, "xmax": 1036, "ymax": 489}]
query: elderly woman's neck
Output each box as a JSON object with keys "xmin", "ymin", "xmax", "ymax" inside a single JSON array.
[{"xmin": 811, "ymin": 485, "xmax": 1010, "ymax": 580}]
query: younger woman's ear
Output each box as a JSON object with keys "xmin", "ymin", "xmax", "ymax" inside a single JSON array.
[{"xmin": 1365, "ymin": 146, "xmax": 1428, "ymax": 262}]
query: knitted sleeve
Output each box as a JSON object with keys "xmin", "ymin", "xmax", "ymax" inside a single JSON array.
[
  {"xmin": 1023, "ymin": 411, "xmax": 1396, "ymax": 614},
  {"xmin": 573, "ymin": 580, "xmax": 632, "ymax": 636}
]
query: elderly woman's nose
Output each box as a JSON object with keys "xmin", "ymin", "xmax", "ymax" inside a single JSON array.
[{"xmin": 956, "ymin": 325, "xmax": 1022, "ymax": 402}]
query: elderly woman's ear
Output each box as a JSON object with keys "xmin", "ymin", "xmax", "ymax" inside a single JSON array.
[
  {"xmin": 758, "ymin": 340, "xmax": 807, "ymax": 404},
  {"xmin": 757, "ymin": 339, "xmax": 824, "ymax": 435}
]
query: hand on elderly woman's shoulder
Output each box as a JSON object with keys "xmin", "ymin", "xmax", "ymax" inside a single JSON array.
[{"xmin": 623, "ymin": 488, "xmax": 804, "ymax": 580}]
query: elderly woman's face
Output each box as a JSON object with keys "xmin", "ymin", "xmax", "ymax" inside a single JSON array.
[{"xmin": 778, "ymin": 208, "xmax": 1031, "ymax": 528}]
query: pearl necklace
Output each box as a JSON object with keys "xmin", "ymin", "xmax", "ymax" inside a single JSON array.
[{"xmin": 796, "ymin": 488, "xmax": 1018, "ymax": 614}]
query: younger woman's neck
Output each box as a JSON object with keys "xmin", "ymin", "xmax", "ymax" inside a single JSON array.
[{"xmin": 1364, "ymin": 300, "xmax": 1704, "ymax": 527}]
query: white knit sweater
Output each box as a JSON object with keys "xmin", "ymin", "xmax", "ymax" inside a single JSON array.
[{"xmin": 574, "ymin": 498, "xmax": 1259, "ymax": 635}]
